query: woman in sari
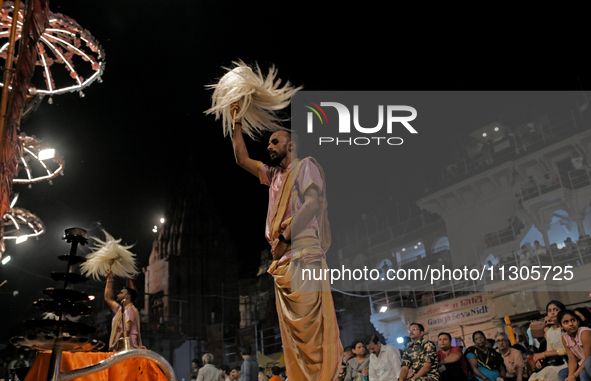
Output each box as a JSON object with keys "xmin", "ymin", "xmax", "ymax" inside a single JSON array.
[
  {"xmin": 557, "ymin": 310, "xmax": 591, "ymax": 381},
  {"xmin": 529, "ymin": 300, "xmax": 568, "ymax": 381},
  {"xmin": 465, "ymin": 331, "xmax": 506, "ymax": 381},
  {"xmin": 345, "ymin": 341, "xmax": 370, "ymax": 381}
]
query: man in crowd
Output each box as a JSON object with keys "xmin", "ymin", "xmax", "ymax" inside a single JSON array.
[
  {"xmin": 230, "ymin": 366, "xmax": 241, "ymax": 380},
  {"xmin": 365, "ymin": 334, "xmax": 402, "ymax": 381},
  {"xmin": 496, "ymin": 332, "xmax": 524, "ymax": 381},
  {"xmin": 195, "ymin": 353, "xmax": 219, "ymax": 381},
  {"xmin": 240, "ymin": 345, "xmax": 259, "ymax": 381},
  {"xmin": 437, "ymin": 332, "xmax": 468, "ymax": 381},
  {"xmin": 399, "ymin": 323, "xmax": 439, "ymax": 381},
  {"xmin": 230, "ymin": 102, "xmax": 342, "ymax": 381}
]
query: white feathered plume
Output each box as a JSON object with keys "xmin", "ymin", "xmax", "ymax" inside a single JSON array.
[
  {"xmin": 80, "ymin": 230, "xmax": 138, "ymax": 281},
  {"xmin": 205, "ymin": 60, "xmax": 302, "ymax": 140}
]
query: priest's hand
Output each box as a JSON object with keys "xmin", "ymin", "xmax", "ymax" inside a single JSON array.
[
  {"xmin": 105, "ymin": 270, "xmax": 114, "ymax": 285},
  {"xmin": 230, "ymin": 102, "xmax": 242, "ymax": 124}
]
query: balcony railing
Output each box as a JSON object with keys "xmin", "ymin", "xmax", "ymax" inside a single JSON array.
[
  {"xmin": 515, "ymin": 169, "xmax": 591, "ymax": 204},
  {"xmin": 368, "ymin": 238, "xmax": 591, "ymax": 314},
  {"xmin": 439, "ymin": 104, "xmax": 588, "ymax": 188},
  {"xmin": 484, "ymin": 217, "xmax": 524, "ymax": 248}
]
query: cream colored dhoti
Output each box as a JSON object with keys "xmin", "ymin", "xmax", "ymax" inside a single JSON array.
[{"xmin": 269, "ymin": 255, "xmax": 343, "ymax": 381}]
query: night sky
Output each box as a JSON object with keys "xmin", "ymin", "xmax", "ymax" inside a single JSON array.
[{"xmin": 0, "ymin": 1, "xmax": 589, "ymax": 344}]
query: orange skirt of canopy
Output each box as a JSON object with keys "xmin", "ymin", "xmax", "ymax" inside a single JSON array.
[{"xmin": 24, "ymin": 351, "xmax": 168, "ymax": 381}]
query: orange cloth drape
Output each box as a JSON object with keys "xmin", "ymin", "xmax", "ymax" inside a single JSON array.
[{"xmin": 24, "ymin": 351, "xmax": 168, "ymax": 381}]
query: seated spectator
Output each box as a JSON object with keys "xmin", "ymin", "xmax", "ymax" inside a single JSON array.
[
  {"xmin": 557, "ymin": 310, "xmax": 591, "ymax": 381},
  {"xmin": 337, "ymin": 346, "xmax": 354, "ymax": 380},
  {"xmin": 365, "ymin": 333, "xmax": 402, "ymax": 381},
  {"xmin": 345, "ymin": 341, "xmax": 369, "ymax": 381},
  {"xmin": 399, "ymin": 323, "xmax": 439, "ymax": 381},
  {"xmin": 531, "ymin": 301, "xmax": 568, "ymax": 380},
  {"xmin": 437, "ymin": 332, "xmax": 468, "ymax": 381},
  {"xmin": 466, "ymin": 331, "xmax": 506, "ymax": 381},
  {"xmin": 495, "ymin": 332, "xmax": 524, "ymax": 381}
]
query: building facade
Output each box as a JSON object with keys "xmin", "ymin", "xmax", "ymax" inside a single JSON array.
[
  {"xmin": 143, "ymin": 173, "xmax": 240, "ymax": 374},
  {"xmin": 332, "ymin": 93, "xmax": 591, "ymax": 347}
]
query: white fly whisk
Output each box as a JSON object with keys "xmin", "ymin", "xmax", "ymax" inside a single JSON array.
[
  {"xmin": 80, "ymin": 230, "xmax": 138, "ymax": 281},
  {"xmin": 205, "ymin": 60, "xmax": 302, "ymax": 140}
]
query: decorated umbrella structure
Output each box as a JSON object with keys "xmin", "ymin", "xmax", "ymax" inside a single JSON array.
[
  {"xmin": 0, "ymin": 134, "xmax": 62, "ymax": 255},
  {"xmin": 0, "ymin": 1, "xmax": 106, "ymax": 104},
  {"xmin": 13, "ymin": 133, "xmax": 64, "ymax": 185},
  {"xmin": 1, "ymin": 205, "xmax": 45, "ymax": 255},
  {"xmin": 0, "ymin": 0, "xmax": 105, "ymax": 257}
]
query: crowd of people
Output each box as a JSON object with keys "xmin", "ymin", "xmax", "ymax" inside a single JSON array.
[
  {"xmin": 332, "ymin": 300, "xmax": 591, "ymax": 381},
  {"xmin": 189, "ymin": 345, "xmax": 287, "ymax": 381},
  {"xmin": 491, "ymin": 236, "xmax": 591, "ymax": 272}
]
